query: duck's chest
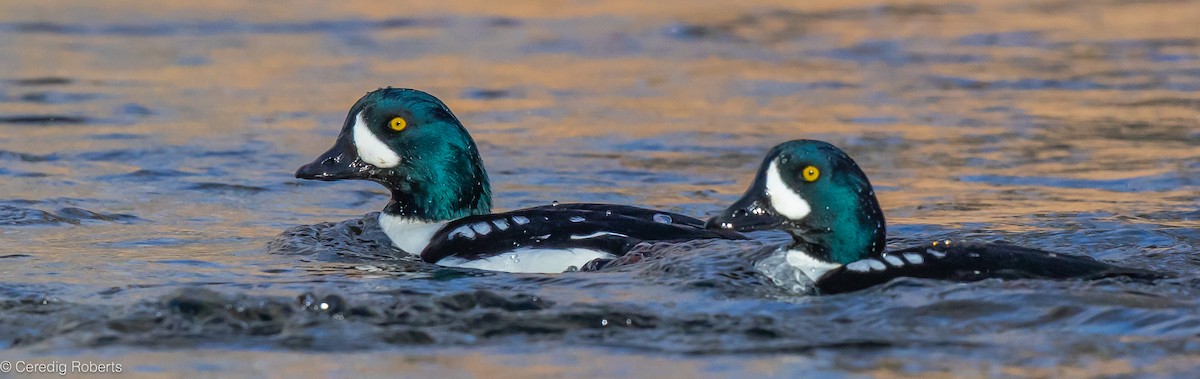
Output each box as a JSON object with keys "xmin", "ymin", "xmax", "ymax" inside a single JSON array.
[{"xmin": 379, "ymin": 212, "xmax": 629, "ymax": 273}]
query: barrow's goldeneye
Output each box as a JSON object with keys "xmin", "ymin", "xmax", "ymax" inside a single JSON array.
[
  {"xmin": 707, "ymin": 139, "xmax": 1164, "ymax": 294},
  {"xmin": 296, "ymin": 88, "xmax": 743, "ymax": 273}
]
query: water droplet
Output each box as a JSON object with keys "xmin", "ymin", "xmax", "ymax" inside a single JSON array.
[
  {"xmin": 551, "ymin": 200, "xmax": 559, "ymax": 206},
  {"xmin": 601, "ymin": 319, "xmax": 609, "ymax": 326},
  {"xmin": 319, "ymin": 302, "xmax": 330, "ymax": 310},
  {"xmin": 510, "ymin": 254, "xmax": 518, "ymax": 260},
  {"xmin": 625, "ymin": 319, "xmax": 632, "ymax": 325},
  {"xmin": 605, "ymin": 210, "xmax": 612, "ymax": 216},
  {"xmin": 653, "ymin": 214, "xmax": 672, "ymax": 224}
]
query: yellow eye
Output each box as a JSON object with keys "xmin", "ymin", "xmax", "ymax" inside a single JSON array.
[
  {"xmin": 388, "ymin": 117, "xmax": 407, "ymax": 131},
  {"xmin": 802, "ymin": 165, "xmax": 820, "ymax": 182}
]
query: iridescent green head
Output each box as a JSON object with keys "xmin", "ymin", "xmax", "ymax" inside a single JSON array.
[
  {"xmin": 707, "ymin": 140, "xmax": 885, "ymax": 264},
  {"xmin": 296, "ymin": 88, "xmax": 491, "ymax": 221}
]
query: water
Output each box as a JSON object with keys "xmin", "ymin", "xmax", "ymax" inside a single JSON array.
[{"xmin": 2, "ymin": 0, "xmax": 1198, "ymax": 376}]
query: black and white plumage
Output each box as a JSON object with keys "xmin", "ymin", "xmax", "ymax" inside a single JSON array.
[
  {"xmin": 814, "ymin": 242, "xmax": 1168, "ymax": 294},
  {"xmin": 384, "ymin": 204, "xmax": 746, "ymax": 273},
  {"xmin": 708, "ymin": 140, "xmax": 1169, "ymax": 294},
  {"xmin": 294, "ymin": 89, "xmax": 748, "ymax": 273}
]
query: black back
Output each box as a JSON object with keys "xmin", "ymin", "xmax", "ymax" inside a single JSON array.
[
  {"xmin": 420, "ymin": 203, "xmax": 746, "ymax": 263},
  {"xmin": 816, "ymin": 242, "xmax": 1168, "ymax": 294}
]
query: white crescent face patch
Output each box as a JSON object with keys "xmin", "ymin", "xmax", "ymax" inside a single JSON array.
[
  {"xmin": 352, "ymin": 111, "xmax": 401, "ymax": 168},
  {"xmin": 765, "ymin": 160, "xmax": 812, "ymax": 220}
]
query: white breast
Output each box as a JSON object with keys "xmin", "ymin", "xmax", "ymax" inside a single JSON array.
[
  {"xmin": 784, "ymin": 249, "xmax": 842, "ymax": 282},
  {"xmin": 438, "ymin": 248, "xmax": 617, "ymax": 273},
  {"xmin": 378, "ymin": 213, "xmax": 447, "ymax": 256}
]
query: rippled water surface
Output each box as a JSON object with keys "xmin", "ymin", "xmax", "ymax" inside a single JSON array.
[{"xmin": 2, "ymin": 0, "xmax": 1198, "ymax": 377}]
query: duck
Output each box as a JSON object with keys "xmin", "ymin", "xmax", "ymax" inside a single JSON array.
[
  {"xmin": 706, "ymin": 139, "xmax": 1165, "ymax": 294},
  {"xmin": 295, "ymin": 87, "xmax": 743, "ymax": 273}
]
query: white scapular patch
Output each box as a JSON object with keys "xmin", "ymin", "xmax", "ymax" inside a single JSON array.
[
  {"xmin": 569, "ymin": 231, "xmax": 629, "ymax": 240},
  {"xmin": 846, "ymin": 260, "xmax": 874, "ymax": 272},
  {"xmin": 379, "ymin": 213, "xmax": 447, "ymax": 256},
  {"xmin": 492, "ymin": 219, "xmax": 509, "ymax": 230},
  {"xmin": 866, "ymin": 259, "xmax": 887, "ymax": 271},
  {"xmin": 448, "ymin": 225, "xmax": 476, "ymax": 240},
  {"xmin": 765, "ymin": 161, "xmax": 812, "ymax": 220},
  {"xmin": 352, "ymin": 111, "xmax": 401, "ymax": 168},
  {"xmin": 784, "ymin": 249, "xmax": 842, "ymax": 282},
  {"xmin": 926, "ymin": 249, "xmax": 947, "ymax": 258},
  {"xmin": 882, "ymin": 254, "xmax": 905, "ymax": 267},
  {"xmin": 903, "ymin": 252, "xmax": 924, "ymax": 264},
  {"xmin": 471, "ymin": 222, "xmax": 492, "ymax": 235},
  {"xmin": 512, "ymin": 216, "xmax": 530, "ymax": 225},
  {"xmin": 439, "ymin": 248, "xmax": 616, "ymax": 273},
  {"xmin": 846, "ymin": 258, "xmax": 888, "ymax": 272}
]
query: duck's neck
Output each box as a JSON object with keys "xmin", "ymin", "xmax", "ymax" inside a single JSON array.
[
  {"xmin": 377, "ymin": 172, "xmax": 489, "ymax": 256},
  {"xmin": 378, "ymin": 147, "xmax": 492, "ymax": 222},
  {"xmin": 382, "ymin": 180, "xmax": 491, "ymax": 222},
  {"xmin": 789, "ymin": 188, "xmax": 886, "ymax": 264}
]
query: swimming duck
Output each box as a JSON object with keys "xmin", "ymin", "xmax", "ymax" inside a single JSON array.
[
  {"xmin": 296, "ymin": 88, "xmax": 742, "ymax": 273},
  {"xmin": 707, "ymin": 139, "xmax": 1164, "ymax": 294}
]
